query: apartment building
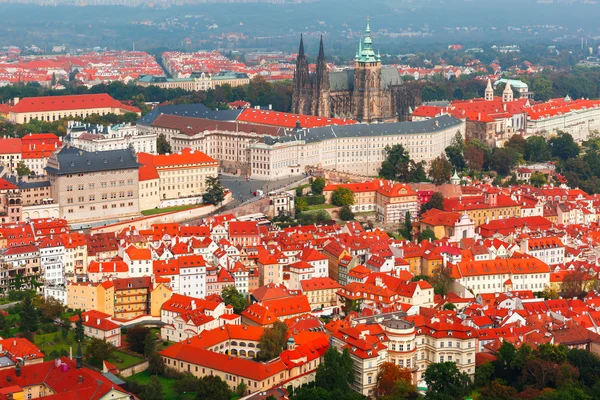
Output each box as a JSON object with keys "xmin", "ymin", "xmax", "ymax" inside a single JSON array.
[
  {"xmin": 66, "ymin": 281, "xmax": 115, "ymax": 316},
  {"xmin": 45, "ymin": 146, "xmax": 141, "ymax": 224}
]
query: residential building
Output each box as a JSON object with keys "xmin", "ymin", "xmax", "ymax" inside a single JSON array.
[
  {"xmin": 300, "ymin": 277, "xmax": 341, "ymax": 312},
  {"xmin": 66, "ymin": 281, "xmax": 115, "ymax": 316}
]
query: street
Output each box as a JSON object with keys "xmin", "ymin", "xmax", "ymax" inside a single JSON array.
[{"xmin": 219, "ymin": 174, "xmax": 306, "ymax": 210}]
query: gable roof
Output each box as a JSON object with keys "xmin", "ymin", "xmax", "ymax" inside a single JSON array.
[{"xmin": 46, "ymin": 146, "xmax": 139, "ymax": 175}]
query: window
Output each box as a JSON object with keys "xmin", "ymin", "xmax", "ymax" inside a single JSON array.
[{"xmin": 66, "ymin": 185, "xmax": 73, "ymax": 191}]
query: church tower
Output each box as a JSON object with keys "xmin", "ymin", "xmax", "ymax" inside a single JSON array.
[
  {"xmin": 291, "ymin": 34, "xmax": 312, "ymax": 115},
  {"xmin": 311, "ymin": 36, "xmax": 331, "ymax": 117},
  {"xmin": 502, "ymin": 81, "xmax": 514, "ymax": 103},
  {"xmin": 352, "ymin": 19, "xmax": 382, "ymax": 122},
  {"xmin": 485, "ymin": 78, "xmax": 494, "ymax": 101}
]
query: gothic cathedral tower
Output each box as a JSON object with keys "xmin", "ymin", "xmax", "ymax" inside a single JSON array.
[
  {"xmin": 352, "ymin": 19, "xmax": 382, "ymax": 123},
  {"xmin": 291, "ymin": 34, "xmax": 312, "ymax": 115},
  {"xmin": 311, "ymin": 36, "xmax": 331, "ymax": 117}
]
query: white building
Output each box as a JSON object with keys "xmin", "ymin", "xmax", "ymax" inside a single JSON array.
[
  {"xmin": 67, "ymin": 122, "xmax": 157, "ymax": 154},
  {"xmin": 38, "ymin": 236, "xmax": 65, "ymax": 286},
  {"xmin": 248, "ymin": 116, "xmax": 465, "ymax": 180}
]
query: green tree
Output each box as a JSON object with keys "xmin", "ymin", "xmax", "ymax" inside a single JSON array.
[
  {"xmin": 420, "ymin": 192, "xmax": 445, "ymax": 214},
  {"xmin": 142, "ymin": 375, "xmax": 165, "ymax": 400},
  {"xmin": 295, "ymin": 197, "xmax": 309, "ymax": 212},
  {"xmin": 566, "ymin": 348, "xmax": 600, "ymax": 387},
  {"xmin": 311, "ymin": 177, "xmax": 326, "ymax": 195},
  {"xmin": 532, "ymin": 75, "xmax": 554, "ymax": 101},
  {"xmin": 196, "ymin": 375, "xmax": 231, "ymax": 400},
  {"xmin": 442, "ymin": 302, "xmax": 456, "ymax": 311},
  {"xmin": 445, "ymin": 132, "xmax": 466, "ymax": 171},
  {"xmin": 379, "ymin": 144, "xmax": 411, "ymax": 181},
  {"xmin": 530, "ymin": 171, "xmax": 548, "ymax": 187},
  {"xmin": 488, "ymin": 147, "xmax": 520, "ymax": 176},
  {"xmin": 143, "ymin": 332, "xmax": 156, "ymax": 357},
  {"xmin": 126, "ymin": 326, "xmax": 151, "ymax": 355},
  {"xmin": 257, "ymin": 321, "xmax": 288, "ymax": 361},
  {"xmin": 74, "ymin": 311, "xmax": 84, "ymax": 343},
  {"xmin": 203, "ymin": 176, "xmax": 226, "ymax": 206},
  {"xmin": 418, "ymin": 228, "xmax": 437, "ymax": 242},
  {"xmin": 525, "ymin": 136, "xmax": 552, "ymax": 162},
  {"xmin": 221, "ymin": 285, "xmax": 247, "ymax": 314},
  {"xmin": 339, "ymin": 205, "xmax": 354, "ymax": 221},
  {"xmin": 428, "ymin": 155, "xmax": 453, "ymax": 185},
  {"xmin": 148, "ymin": 352, "xmax": 166, "ymax": 375},
  {"xmin": 20, "ymin": 293, "xmax": 38, "ymax": 334},
  {"xmin": 315, "ymin": 347, "xmax": 355, "ymax": 393},
  {"xmin": 236, "ymin": 381, "xmax": 248, "ymax": 397},
  {"xmin": 474, "ymin": 361, "xmax": 494, "ymax": 387},
  {"xmin": 465, "ymin": 141, "xmax": 486, "ymax": 171},
  {"xmin": 16, "ymin": 161, "xmax": 32, "ymax": 177},
  {"xmin": 400, "ymin": 210, "xmax": 412, "ymax": 240},
  {"xmin": 85, "ymin": 338, "xmax": 115, "ymax": 368},
  {"xmin": 479, "ymin": 379, "xmax": 518, "ymax": 400},
  {"xmin": 548, "ymin": 132, "xmax": 579, "ymax": 160},
  {"xmin": 331, "ymin": 187, "xmax": 355, "ymax": 207},
  {"xmin": 172, "ymin": 373, "xmax": 199, "ymax": 397},
  {"xmin": 157, "ymin": 133, "xmax": 172, "ymax": 154},
  {"xmin": 504, "ymin": 134, "xmax": 527, "ymax": 157},
  {"xmin": 424, "ymin": 362, "xmax": 471, "ymax": 399},
  {"xmin": 431, "ymin": 265, "xmax": 454, "ymax": 296}
]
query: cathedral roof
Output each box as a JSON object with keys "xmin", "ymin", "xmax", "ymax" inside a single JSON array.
[{"xmin": 329, "ymin": 66, "xmax": 402, "ymax": 92}]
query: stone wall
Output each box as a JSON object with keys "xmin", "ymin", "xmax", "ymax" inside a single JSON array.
[
  {"xmin": 307, "ymin": 167, "xmax": 371, "ymax": 184},
  {"xmin": 118, "ymin": 360, "xmax": 149, "ymax": 378}
]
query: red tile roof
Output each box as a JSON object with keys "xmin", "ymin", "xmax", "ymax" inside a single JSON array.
[
  {"xmin": 138, "ymin": 147, "xmax": 218, "ymax": 168},
  {"xmin": 9, "ymin": 93, "xmax": 139, "ymax": 114},
  {"xmin": 237, "ymin": 108, "xmax": 356, "ymax": 129}
]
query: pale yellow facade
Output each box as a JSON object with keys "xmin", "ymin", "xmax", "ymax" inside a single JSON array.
[{"xmin": 66, "ymin": 282, "xmax": 115, "ymax": 315}]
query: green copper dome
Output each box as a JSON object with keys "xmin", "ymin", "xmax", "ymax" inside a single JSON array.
[{"xmin": 356, "ymin": 19, "xmax": 379, "ymax": 63}]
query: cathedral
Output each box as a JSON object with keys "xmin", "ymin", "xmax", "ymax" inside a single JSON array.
[{"xmin": 291, "ymin": 21, "xmax": 420, "ymax": 123}]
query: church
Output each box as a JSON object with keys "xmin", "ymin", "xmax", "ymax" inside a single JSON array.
[{"xmin": 291, "ymin": 21, "xmax": 420, "ymax": 123}]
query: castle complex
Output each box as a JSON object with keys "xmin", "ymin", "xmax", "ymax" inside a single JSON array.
[{"xmin": 292, "ymin": 21, "xmax": 420, "ymax": 123}]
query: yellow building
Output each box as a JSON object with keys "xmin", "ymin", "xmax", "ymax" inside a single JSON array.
[
  {"xmin": 113, "ymin": 277, "xmax": 152, "ymax": 320},
  {"xmin": 150, "ymin": 282, "xmax": 172, "ymax": 317},
  {"xmin": 137, "ymin": 148, "xmax": 219, "ymax": 202},
  {"xmin": 66, "ymin": 281, "xmax": 115, "ymax": 315},
  {"xmin": 443, "ymin": 190, "xmax": 520, "ymax": 227},
  {"xmin": 7, "ymin": 94, "xmax": 140, "ymax": 124}
]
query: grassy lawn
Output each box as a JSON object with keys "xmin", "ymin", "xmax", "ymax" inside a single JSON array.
[
  {"xmin": 307, "ymin": 204, "xmax": 335, "ymax": 210},
  {"xmin": 127, "ymin": 370, "xmax": 196, "ymax": 400},
  {"xmin": 387, "ymin": 231, "xmax": 404, "ymax": 240},
  {"xmin": 141, "ymin": 204, "xmax": 204, "ymax": 216},
  {"xmin": 34, "ymin": 331, "xmax": 85, "ymax": 360},
  {"xmin": 107, "ymin": 350, "xmax": 144, "ymax": 369}
]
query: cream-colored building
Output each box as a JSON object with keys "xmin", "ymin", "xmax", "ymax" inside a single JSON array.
[
  {"xmin": 138, "ymin": 148, "xmax": 219, "ymax": 204},
  {"xmin": 249, "ymin": 115, "xmax": 465, "ymax": 180},
  {"xmin": 46, "ymin": 146, "xmax": 141, "ymax": 225},
  {"xmin": 7, "ymin": 93, "xmax": 140, "ymax": 124},
  {"xmin": 67, "ymin": 122, "xmax": 157, "ymax": 154},
  {"xmin": 137, "ymin": 71, "xmax": 250, "ymax": 91},
  {"xmin": 66, "ymin": 281, "xmax": 115, "ymax": 315}
]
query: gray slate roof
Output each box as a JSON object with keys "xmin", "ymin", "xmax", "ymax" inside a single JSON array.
[
  {"xmin": 265, "ymin": 115, "xmax": 462, "ymax": 145},
  {"xmin": 138, "ymin": 104, "xmax": 242, "ymax": 126},
  {"xmin": 45, "ymin": 146, "xmax": 139, "ymax": 176},
  {"xmin": 328, "ymin": 67, "xmax": 402, "ymax": 92}
]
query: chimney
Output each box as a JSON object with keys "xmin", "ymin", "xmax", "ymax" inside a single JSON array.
[
  {"xmin": 15, "ymin": 363, "xmax": 20, "ymax": 377},
  {"xmin": 13, "ymin": 97, "xmax": 19, "ymax": 105},
  {"xmin": 97, "ymin": 318, "xmax": 100, "ymax": 325}
]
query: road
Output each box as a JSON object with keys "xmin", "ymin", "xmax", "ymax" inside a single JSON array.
[{"xmin": 219, "ymin": 174, "xmax": 306, "ymax": 210}]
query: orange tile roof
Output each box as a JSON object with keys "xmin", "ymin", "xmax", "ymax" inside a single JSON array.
[
  {"xmin": 237, "ymin": 108, "xmax": 356, "ymax": 129},
  {"xmin": 138, "ymin": 147, "xmax": 218, "ymax": 168},
  {"xmin": 9, "ymin": 93, "xmax": 139, "ymax": 114}
]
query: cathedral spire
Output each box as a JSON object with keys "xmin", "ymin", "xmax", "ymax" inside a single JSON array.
[
  {"xmin": 357, "ymin": 17, "xmax": 377, "ymax": 63},
  {"xmin": 485, "ymin": 78, "xmax": 494, "ymax": 101},
  {"xmin": 318, "ymin": 35, "xmax": 325, "ymax": 59},
  {"xmin": 298, "ymin": 33, "xmax": 305, "ymax": 57}
]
